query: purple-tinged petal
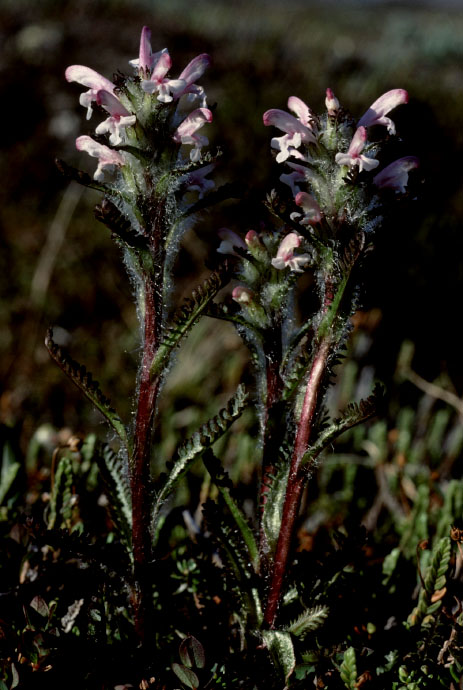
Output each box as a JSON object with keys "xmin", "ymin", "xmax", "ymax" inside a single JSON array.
[
  {"xmin": 96, "ymin": 90, "xmax": 132, "ymax": 117},
  {"xmin": 151, "ymin": 51, "xmax": 172, "ymax": 82},
  {"xmin": 66, "ymin": 65, "xmax": 115, "ymax": 119},
  {"xmin": 336, "ymin": 127, "xmax": 378, "ymax": 171},
  {"xmin": 217, "ymin": 228, "xmax": 246, "ymax": 256},
  {"xmin": 373, "ymin": 156, "xmax": 419, "ymax": 193},
  {"xmin": 184, "ymin": 163, "xmax": 215, "ymax": 198},
  {"xmin": 76, "ymin": 135, "xmax": 124, "ymax": 180},
  {"xmin": 173, "ymin": 108, "xmax": 213, "ymax": 140},
  {"xmin": 272, "ymin": 233, "xmax": 310, "ymax": 272},
  {"xmin": 232, "ymin": 286, "xmax": 254, "ymax": 305},
  {"xmin": 287, "ymin": 96, "xmax": 313, "ymax": 128},
  {"xmin": 348, "ymin": 126, "xmax": 367, "ymax": 156},
  {"xmin": 263, "ymin": 109, "xmax": 316, "ymax": 143},
  {"xmin": 138, "ymin": 26, "xmax": 153, "ymax": 72},
  {"xmin": 325, "ymin": 88, "xmax": 339, "ymax": 116},
  {"xmin": 178, "ymin": 54, "xmax": 211, "ymax": 86},
  {"xmin": 295, "ymin": 191, "xmax": 322, "ymax": 224},
  {"xmin": 358, "ymin": 89, "xmax": 408, "ymax": 134},
  {"xmin": 65, "ymin": 65, "xmax": 115, "ymax": 93}
]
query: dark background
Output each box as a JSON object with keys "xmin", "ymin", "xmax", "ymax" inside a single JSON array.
[{"xmin": 1, "ymin": 0, "xmax": 463, "ymax": 450}]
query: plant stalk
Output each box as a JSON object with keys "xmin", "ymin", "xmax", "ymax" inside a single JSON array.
[
  {"xmin": 263, "ymin": 336, "xmax": 331, "ymax": 627},
  {"xmin": 131, "ymin": 274, "xmax": 160, "ymax": 644}
]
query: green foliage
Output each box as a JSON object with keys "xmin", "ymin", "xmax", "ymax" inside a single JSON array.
[
  {"xmin": 45, "ymin": 329, "xmax": 129, "ymax": 451},
  {"xmin": 150, "ymin": 267, "xmax": 231, "ymax": 379},
  {"xmin": 151, "ymin": 384, "xmax": 248, "ymax": 539},
  {"xmin": 408, "ymin": 537, "xmax": 452, "ymax": 627},
  {"xmin": 340, "ymin": 647, "xmax": 357, "ymax": 689}
]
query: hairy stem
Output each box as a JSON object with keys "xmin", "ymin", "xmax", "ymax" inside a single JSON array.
[
  {"xmin": 131, "ymin": 275, "xmax": 159, "ymax": 643},
  {"xmin": 259, "ymin": 349, "xmax": 284, "ymax": 569},
  {"xmin": 263, "ymin": 336, "xmax": 331, "ymax": 627}
]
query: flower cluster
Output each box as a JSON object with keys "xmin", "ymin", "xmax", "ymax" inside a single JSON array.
[
  {"xmin": 66, "ymin": 26, "xmax": 213, "ymax": 181},
  {"xmin": 263, "ymin": 87, "xmax": 419, "ymax": 245}
]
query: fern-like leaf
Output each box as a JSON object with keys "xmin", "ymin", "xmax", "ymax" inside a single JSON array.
[
  {"xmin": 301, "ymin": 383, "xmax": 384, "ymax": 470},
  {"xmin": 151, "ymin": 385, "xmax": 248, "ymax": 539},
  {"xmin": 261, "ymin": 449, "xmax": 291, "ymax": 563},
  {"xmin": 202, "ymin": 498, "xmax": 263, "ymax": 626},
  {"xmin": 340, "ymin": 647, "xmax": 358, "ymax": 689},
  {"xmin": 150, "ymin": 267, "xmax": 231, "ymax": 378},
  {"xmin": 408, "ymin": 537, "xmax": 452, "ymax": 627},
  {"xmin": 203, "ymin": 450, "xmax": 259, "ymax": 572},
  {"xmin": 285, "ymin": 605, "xmax": 329, "ymax": 638},
  {"xmin": 45, "ymin": 330, "xmax": 130, "ymax": 452},
  {"xmin": 94, "ymin": 444, "xmax": 132, "ymax": 551},
  {"xmin": 48, "ymin": 454, "xmax": 74, "ymax": 530},
  {"xmin": 94, "ymin": 198, "xmax": 148, "ymax": 250}
]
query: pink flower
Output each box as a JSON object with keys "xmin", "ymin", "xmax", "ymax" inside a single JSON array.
[
  {"xmin": 373, "ymin": 156, "xmax": 419, "ymax": 193},
  {"xmin": 141, "ymin": 51, "xmax": 186, "ymax": 102},
  {"xmin": 217, "ymin": 229, "xmax": 247, "ymax": 256},
  {"xmin": 176, "ymin": 54, "xmax": 211, "ymax": 106},
  {"xmin": 271, "ymin": 233, "xmax": 310, "ymax": 273},
  {"xmin": 325, "ymin": 88, "xmax": 339, "ymax": 116},
  {"xmin": 294, "ymin": 191, "xmax": 322, "ymax": 225},
  {"xmin": 94, "ymin": 91, "xmax": 136, "ymax": 146},
  {"xmin": 65, "ymin": 65, "xmax": 115, "ymax": 120},
  {"xmin": 76, "ymin": 135, "xmax": 125, "ymax": 181},
  {"xmin": 357, "ymin": 89, "xmax": 408, "ymax": 135},
  {"xmin": 129, "ymin": 26, "xmax": 166, "ymax": 74},
  {"xmin": 335, "ymin": 127, "xmax": 379, "ymax": 172},
  {"xmin": 263, "ymin": 108, "xmax": 316, "ymax": 163},
  {"xmin": 232, "ymin": 286, "xmax": 254, "ymax": 305},
  {"xmin": 287, "ymin": 96, "xmax": 314, "ymax": 129},
  {"xmin": 173, "ymin": 108, "xmax": 213, "ymax": 162}
]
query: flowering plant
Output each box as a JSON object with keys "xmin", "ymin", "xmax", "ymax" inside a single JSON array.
[{"xmin": 11, "ymin": 24, "xmax": 459, "ymax": 690}]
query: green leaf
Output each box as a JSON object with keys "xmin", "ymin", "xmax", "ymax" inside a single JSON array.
[
  {"xmin": 408, "ymin": 537, "xmax": 451, "ymax": 627},
  {"xmin": 203, "ymin": 450, "xmax": 259, "ymax": 572},
  {"xmin": 0, "ymin": 441, "xmax": 20, "ymax": 506},
  {"xmin": 285, "ymin": 605, "xmax": 329, "ymax": 638},
  {"xmin": 301, "ymin": 383, "xmax": 384, "ymax": 469},
  {"xmin": 202, "ymin": 499, "xmax": 262, "ymax": 626},
  {"xmin": 94, "ymin": 444, "xmax": 132, "ymax": 551},
  {"xmin": 172, "ymin": 663, "xmax": 199, "ymax": 689},
  {"xmin": 47, "ymin": 454, "xmax": 73, "ymax": 530},
  {"xmin": 179, "ymin": 635, "xmax": 205, "ymax": 669},
  {"xmin": 261, "ymin": 458, "xmax": 290, "ymax": 562},
  {"xmin": 340, "ymin": 647, "xmax": 358, "ymax": 689},
  {"xmin": 151, "ymin": 385, "xmax": 248, "ymax": 540},
  {"xmin": 150, "ymin": 267, "xmax": 231, "ymax": 379},
  {"xmin": 45, "ymin": 330, "xmax": 130, "ymax": 452},
  {"xmin": 261, "ymin": 630, "xmax": 296, "ymax": 685}
]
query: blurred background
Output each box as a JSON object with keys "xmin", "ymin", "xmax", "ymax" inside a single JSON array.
[{"xmin": 1, "ymin": 0, "xmax": 463, "ymax": 454}]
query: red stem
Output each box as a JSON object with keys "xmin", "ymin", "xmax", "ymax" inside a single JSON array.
[
  {"xmin": 263, "ymin": 337, "xmax": 331, "ymax": 627},
  {"xmin": 131, "ymin": 276, "xmax": 159, "ymax": 643}
]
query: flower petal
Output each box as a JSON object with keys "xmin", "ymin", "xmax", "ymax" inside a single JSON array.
[
  {"xmin": 357, "ymin": 89, "xmax": 408, "ymax": 133},
  {"xmin": 178, "ymin": 54, "xmax": 211, "ymax": 85},
  {"xmin": 373, "ymin": 156, "xmax": 419, "ymax": 192}
]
